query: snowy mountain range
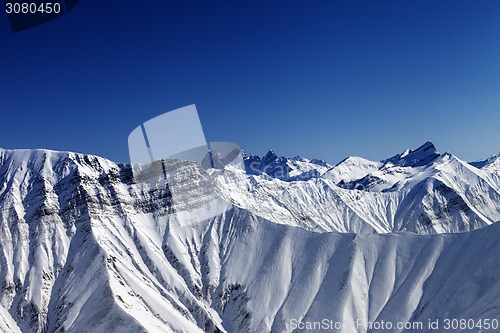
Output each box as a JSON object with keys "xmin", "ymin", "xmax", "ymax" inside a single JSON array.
[
  {"xmin": 236, "ymin": 142, "xmax": 499, "ymax": 234},
  {"xmin": 0, "ymin": 142, "xmax": 499, "ymax": 332}
]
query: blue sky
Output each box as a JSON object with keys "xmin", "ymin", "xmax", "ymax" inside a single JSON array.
[{"xmin": 1, "ymin": 0, "xmax": 499, "ymax": 164}]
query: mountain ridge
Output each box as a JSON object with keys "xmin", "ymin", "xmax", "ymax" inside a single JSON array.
[{"xmin": 0, "ymin": 143, "xmax": 499, "ymax": 332}]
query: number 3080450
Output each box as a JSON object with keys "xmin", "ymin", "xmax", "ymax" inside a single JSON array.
[{"xmin": 6, "ymin": 2, "xmax": 61, "ymax": 14}]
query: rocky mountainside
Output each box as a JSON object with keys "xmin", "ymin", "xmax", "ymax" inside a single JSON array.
[{"xmin": 0, "ymin": 143, "xmax": 499, "ymax": 332}]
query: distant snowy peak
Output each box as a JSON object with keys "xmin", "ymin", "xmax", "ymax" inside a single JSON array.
[
  {"xmin": 242, "ymin": 142, "xmax": 442, "ymax": 184},
  {"xmin": 345, "ymin": 141, "xmax": 441, "ymax": 192},
  {"xmin": 322, "ymin": 156, "xmax": 382, "ymax": 184},
  {"xmin": 383, "ymin": 141, "xmax": 440, "ymax": 167},
  {"xmin": 243, "ymin": 149, "xmax": 330, "ymax": 181},
  {"xmin": 241, "ymin": 142, "xmax": 498, "ymax": 200},
  {"xmin": 328, "ymin": 143, "xmax": 453, "ymax": 192},
  {"xmin": 470, "ymin": 153, "xmax": 500, "ymax": 169},
  {"xmin": 241, "ymin": 142, "xmax": 496, "ymax": 189}
]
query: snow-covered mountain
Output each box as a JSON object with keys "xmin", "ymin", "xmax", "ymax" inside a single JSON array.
[
  {"xmin": 243, "ymin": 149, "xmax": 330, "ymax": 181},
  {"xmin": 0, "ymin": 143, "xmax": 499, "ymax": 333},
  {"xmin": 236, "ymin": 142, "xmax": 500, "ymax": 234}
]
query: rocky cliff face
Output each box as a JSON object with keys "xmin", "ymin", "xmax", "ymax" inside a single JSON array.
[{"xmin": 0, "ymin": 144, "xmax": 498, "ymax": 332}]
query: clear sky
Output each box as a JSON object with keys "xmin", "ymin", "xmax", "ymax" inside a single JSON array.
[{"xmin": 1, "ymin": 0, "xmax": 499, "ymax": 164}]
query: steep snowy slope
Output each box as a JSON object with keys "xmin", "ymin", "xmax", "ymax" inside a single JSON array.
[
  {"xmin": 210, "ymin": 210, "xmax": 500, "ymax": 332},
  {"xmin": 0, "ymin": 145, "xmax": 499, "ymax": 333},
  {"xmin": 470, "ymin": 153, "xmax": 500, "ymax": 192},
  {"xmin": 0, "ymin": 149, "xmax": 228, "ymax": 333}
]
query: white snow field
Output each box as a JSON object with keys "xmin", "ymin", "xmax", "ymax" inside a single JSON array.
[{"xmin": 0, "ymin": 142, "xmax": 498, "ymax": 332}]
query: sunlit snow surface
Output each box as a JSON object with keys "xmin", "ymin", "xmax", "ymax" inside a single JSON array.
[{"xmin": 0, "ymin": 142, "xmax": 498, "ymax": 332}]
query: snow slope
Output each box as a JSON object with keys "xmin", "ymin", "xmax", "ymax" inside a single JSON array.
[{"xmin": 0, "ymin": 143, "xmax": 498, "ymax": 332}]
